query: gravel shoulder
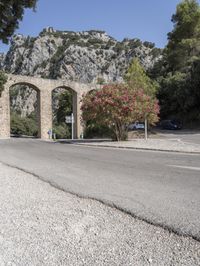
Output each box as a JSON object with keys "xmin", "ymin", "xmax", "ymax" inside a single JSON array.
[{"xmin": 0, "ymin": 162, "xmax": 200, "ymax": 266}]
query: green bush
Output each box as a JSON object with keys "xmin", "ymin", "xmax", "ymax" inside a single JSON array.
[
  {"xmin": 128, "ymin": 39, "xmax": 142, "ymax": 49},
  {"xmin": 84, "ymin": 121, "xmax": 112, "ymax": 139},
  {"xmin": 97, "ymin": 77, "xmax": 105, "ymax": 85},
  {"xmin": 143, "ymin": 41, "xmax": 155, "ymax": 49},
  {"xmin": 113, "ymin": 43, "xmax": 125, "ymax": 53},
  {"xmin": 0, "ymin": 71, "xmax": 7, "ymax": 96},
  {"xmin": 150, "ymin": 48, "xmax": 162, "ymax": 59},
  {"xmin": 53, "ymin": 123, "xmax": 70, "ymax": 139},
  {"xmin": 11, "ymin": 113, "xmax": 38, "ymax": 137}
]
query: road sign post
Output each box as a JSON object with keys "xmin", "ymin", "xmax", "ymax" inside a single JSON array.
[
  {"xmin": 71, "ymin": 113, "xmax": 74, "ymax": 140},
  {"xmin": 145, "ymin": 115, "xmax": 148, "ymax": 140},
  {"xmin": 65, "ymin": 113, "xmax": 74, "ymax": 140}
]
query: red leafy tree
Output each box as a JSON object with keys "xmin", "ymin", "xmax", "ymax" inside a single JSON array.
[{"xmin": 81, "ymin": 84, "xmax": 159, "ymax": 141}]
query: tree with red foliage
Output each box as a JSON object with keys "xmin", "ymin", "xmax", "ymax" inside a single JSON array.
[{"xmin": 81, "ymin": 84, "xmax": 159, "ymax": 141}]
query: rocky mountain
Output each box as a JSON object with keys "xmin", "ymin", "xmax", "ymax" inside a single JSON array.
[{"xmin": 0, "ymin": 27, "xmax": 162, "ymax": 116}]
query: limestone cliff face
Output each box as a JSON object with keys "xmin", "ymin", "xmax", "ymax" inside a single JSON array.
[{"xmin": 0, "ymin": 27, "xmax": 162, "ymax": 115}]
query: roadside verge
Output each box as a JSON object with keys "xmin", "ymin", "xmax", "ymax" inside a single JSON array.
[{"xmin": 72, "ymin": 139, "xmax": 200, "ymax": 154}]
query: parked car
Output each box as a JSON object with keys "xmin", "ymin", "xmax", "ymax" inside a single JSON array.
[
  {"xmin": 128, "ymin": 122, "xmax": 145, "ymax": 130},
  {"xmin": 160, "ymin": 119, "xmax": 182, "ymax": 130}
]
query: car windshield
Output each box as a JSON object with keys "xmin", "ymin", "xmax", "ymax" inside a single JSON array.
[{"xmin": 171, "ymin": 120, "xmax": 180, "ymax": 125}]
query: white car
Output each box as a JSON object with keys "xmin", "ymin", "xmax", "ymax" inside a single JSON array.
[{"xmin": 128, "ymin": 122, "xmax": 145, "ymax": 130}]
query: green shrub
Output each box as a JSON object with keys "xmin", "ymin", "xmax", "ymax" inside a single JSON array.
[
  {"xmin": 150, "ymin": 48, "xmax": 162, "ymax": 59},
  {"xmin": 143, "ymin": 41, "xmax": 155, "ymax": 49},
  {"xmin": 97, "ymin": 77, "xmax": 105, "ymax": 85},
  {"xmin": 128, "ymin": 39, "xmax": 142, "ymax": 49},
  {"xmin": 53, "ymin": 123, "xmax": 70, "ymax": 139},
  {"xmin": 113, "ymin": 43, "xmax": 125, "ymax": 53},
  {"xmin": 84, "ymin": 121, "xmax": 112, "ymax": 139},
  {"xmin": 11, "ymin": 113, "xmax": 38, "ymax": 137},
  {"xmin": 0, "ymin": 71, "xmax": 7, "ymax": 96},
  {"xmin": 40, "ymin": 60, "xmax": 48, "ymax": 69}
]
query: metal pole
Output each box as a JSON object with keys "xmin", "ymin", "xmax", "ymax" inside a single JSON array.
[
  {"xmin": 71, "ymin": 113, "xmax": 74, "ymax": 140},
  {"xmin": 145, "ymin": 116, "xmax": 148, "ymax": 140}
]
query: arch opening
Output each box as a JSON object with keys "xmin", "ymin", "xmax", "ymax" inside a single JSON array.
[
  {"xmin": 9, "ymin": 83, "xmax": 41, "ymax": 138},
  {"xmin": 52, "ymin": 87, "xmax": 75, "ymax": 139}
]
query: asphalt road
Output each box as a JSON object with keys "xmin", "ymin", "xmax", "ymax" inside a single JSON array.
[{"xmin": 0, "ymin": 138, "xmax": 200, "ymax": 240}]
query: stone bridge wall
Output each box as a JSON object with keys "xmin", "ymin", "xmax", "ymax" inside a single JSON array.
[{"xmin": 0, "ymin": 74, "xmax": 96, "ymax": 139}]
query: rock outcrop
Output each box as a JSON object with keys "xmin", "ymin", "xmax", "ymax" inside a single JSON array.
[{"xmin": 0, "ymin": 27, "xmax": 162, "ymax": 115}]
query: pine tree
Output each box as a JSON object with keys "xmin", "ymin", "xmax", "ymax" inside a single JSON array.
[
  {"xmin": 165, "ymin": 0, "xmax": 200, "ymax": 72},
  {"xmin": 0, "ymin": 0, "xmax": 37, "ymax": 44},
  {"xmin": 124, "ymin": 58, "xmax": 157, "ymax": 96},
  {"xmin": 155, "ymin": 0, "xmax": 200, "ymax": 121}
]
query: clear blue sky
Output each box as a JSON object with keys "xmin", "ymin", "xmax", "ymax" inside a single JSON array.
[{"xmin": 0, "ymin": 0, "xmax": 189, "ymax": 52}]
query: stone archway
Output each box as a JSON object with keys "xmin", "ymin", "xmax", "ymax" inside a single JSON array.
[
  {"xmin": 52, "ymin": 86, "xmax": 80, "ymax": 139},
  {"xmin": 0, "ymin": 74, "xmax": 97, "ymax": 139},
  {"xmin": 9, "ymin": 82, "xmax": 41, "ymax": 138},
  {"xmin": 0, "ymin": 80, "xmax": 43, "ymax": 139}
]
